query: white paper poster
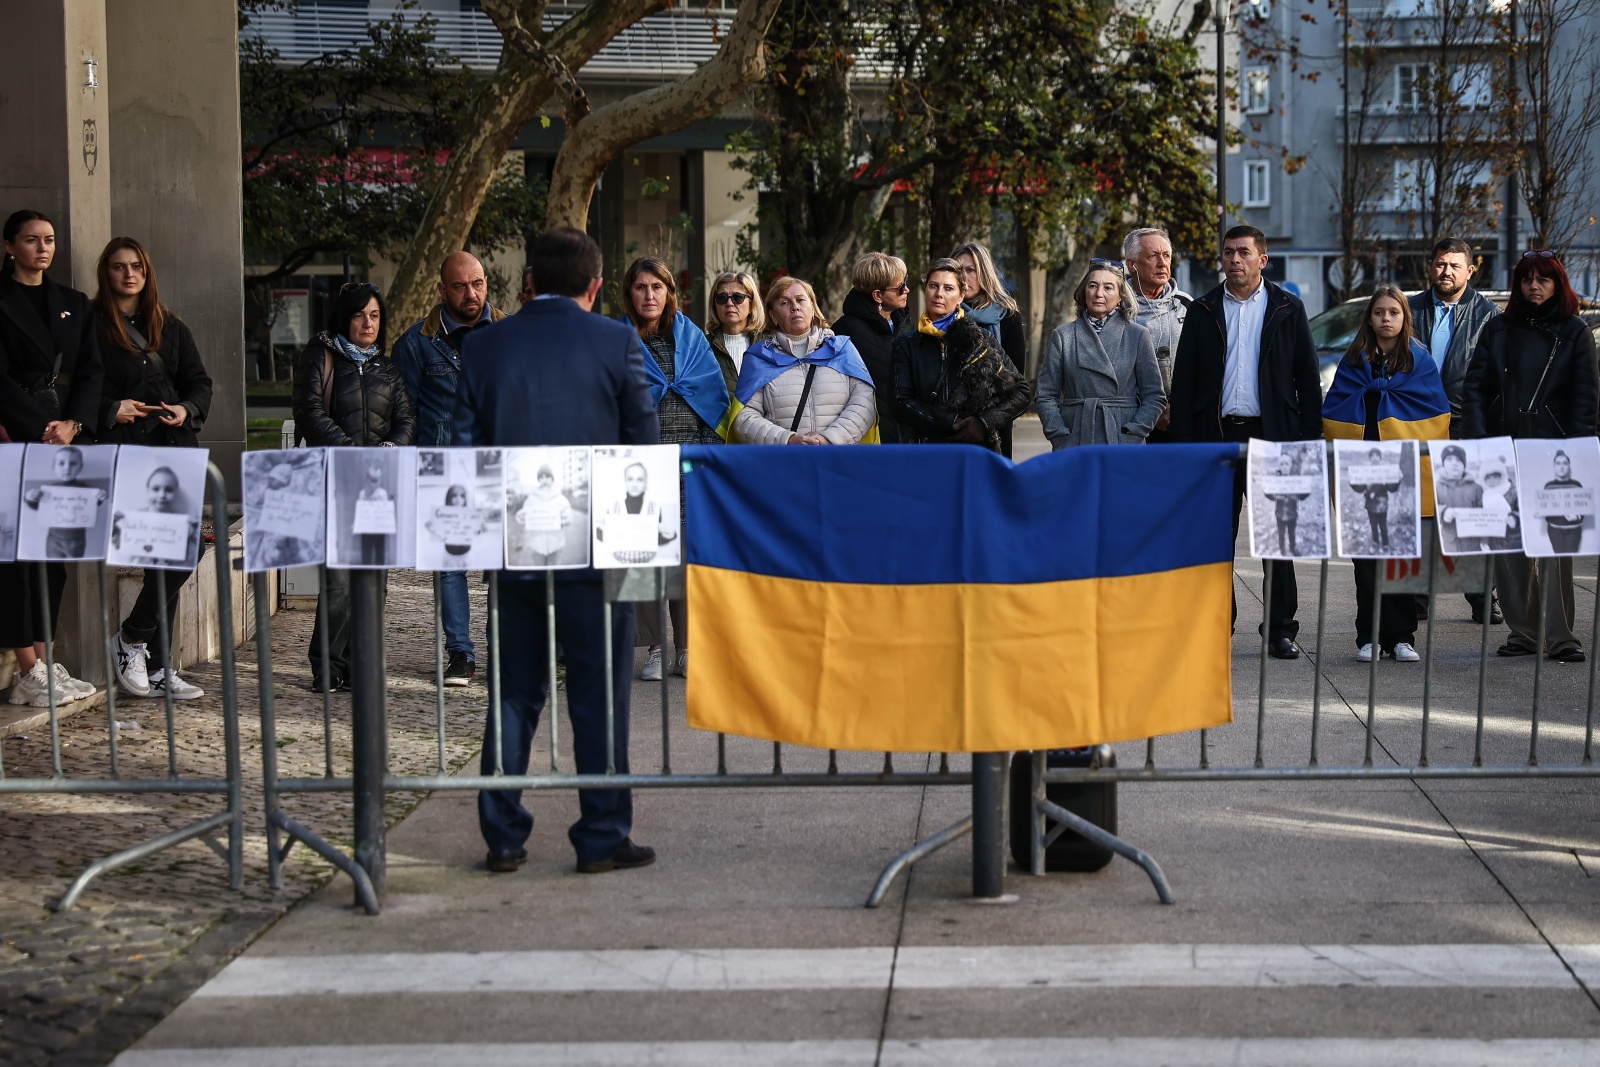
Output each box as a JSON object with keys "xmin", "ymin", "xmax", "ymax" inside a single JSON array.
[
  {"xmin": 504, "ymin": 446, "xmax": 590, "ymax": 570},
  {"xmin": 326, "ymin": 447, "xmax": 416, "ymax": 569},
  {"xmin": 1430, "ymin": 437, "xmax": 1520, "ymax": 556},
  {"xmin": 107, "ymin": 445, "xmax": 209, "ymax": 569},
  {"xmin": 0, "ymin": 443, "xmax": 22, "ymax": 563},
  {"xmin": 1334, "ymin": 439, "xmax": 1421, "ymax": 559},
  {"xmin": 1246, "ymin": 439, "xmax": 1331, "ymax": 560},
  {"xmin": 242, "ymin": 449, "xmax": 326, "ymax": 572},
  {"xmin": 1515, "ymin": 437, "xmax": 1600, "ymax": 557},
  {"xmin": 17, "ymin": 444, "xmax": 117, "ymax": 562},
  {"xmin": 590, "ymin": 445, "xmax": 681, "ymax": 569},
  {"xmin": 416, "ymin": 448, "xmax": 505, "ymax": 571}
]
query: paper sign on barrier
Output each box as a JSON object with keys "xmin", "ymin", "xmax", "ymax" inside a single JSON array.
[
  {"xmin": 39, "ymin": 485, "xmax": 100, "ymax": 528},
  {"xmin": 352, "ymin": 498, "xmax": 397, "ymax": 535},
  {"xmin": 115, "ymin": 510, "xmax": 193, "ymax": 564}
]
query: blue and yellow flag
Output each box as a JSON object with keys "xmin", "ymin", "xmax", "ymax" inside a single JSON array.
[
  {"xmin": 1323, "ymin": 338, "xmax": 1451, "ymax": 515},
  {"xmin": 682, "ymin": 444, "xmax": 1236, "ymax": 752}
]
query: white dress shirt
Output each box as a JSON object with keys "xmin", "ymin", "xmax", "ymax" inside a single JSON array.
[{"xmin": 1220, "ymin": 280, "xmax": 1268, "ymax": 417}]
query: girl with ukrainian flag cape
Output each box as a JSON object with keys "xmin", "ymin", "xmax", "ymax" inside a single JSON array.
[{"xmin": 1322, "ymin": 284, "xmax": 1451, "ymax": 662}]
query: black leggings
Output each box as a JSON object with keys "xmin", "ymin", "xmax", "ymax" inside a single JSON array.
[
  {"xmin": 121, "ymin": 566, "xmax": 196, "ymax": 671},
  {"xmin": 0, "ymin": 560, "xmax": 67, "ymax": 649}
]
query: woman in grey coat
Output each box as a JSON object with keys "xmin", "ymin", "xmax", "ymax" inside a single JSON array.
[{"xmin": 1036, "ymin": 259, "xmax": 1165, "ymax": 450}]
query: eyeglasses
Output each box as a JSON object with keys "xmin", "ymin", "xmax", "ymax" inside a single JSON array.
[
  {"xmin": 713, "ymin": 292, "xmax": 749, "ymax": 305},
  {"xmin": 1523, "ymin": 249, "xmax": 1558, "ymax": 259},
  {"xmin": 339, "ymin": 281, "xmax": 380, "ymax": 295},
  {"xmin": 1089, "ymin": 258, "xmax": 1127, "ymax": 276},
  {"xmin": 879, "ymin": 282, "xmax": 911, "ymax": 295}
]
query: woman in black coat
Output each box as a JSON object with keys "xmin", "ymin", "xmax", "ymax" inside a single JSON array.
[
  {"xmin": 291, "ymin": 282, "xmax": 416, "ymax": 691},
  {"xmin": 94, "ymin": 237, "xmax": 214, "ymax": 701},
  {"xmin": 952, "ymin": 242, "xmax": 1028, "ymax": 458},
  {"xmin": 831, "ymin": 252, "xmax": 909, "ymax": 443},
  {"xmin": 0, "ymin": 209, "xmax": 103, "ymax": 709},
  {"xmin": 1463, "ymin": 250, "xmax": 1599, "ymax": 663}
]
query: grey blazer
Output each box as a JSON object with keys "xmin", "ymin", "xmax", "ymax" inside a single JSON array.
[{"xmin": 1035, "ymin": 315, "xmax": 1166, "ymax": 450}]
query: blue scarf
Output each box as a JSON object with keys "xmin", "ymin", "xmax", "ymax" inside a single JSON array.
[
  {"xmin": 964, "ymin": 300, "xmax": 1007, "ymax": 345},
  {"xmin": 627, "ymin": 311, "xmax": 734, "ymax": 438},
  {"xmin": 333, "ymin": 334, "xmax": 379, "ymax": 365},
  {"xmin": 735, "ymin": 334, "xmax": 874, "ymax": 404}
]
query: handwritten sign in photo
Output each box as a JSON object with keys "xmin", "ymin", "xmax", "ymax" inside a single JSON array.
[
  {"xmin": 1529, "ymin": 485, "xmax": 1595, "ymax": 519},
  {"xmin": 116, "ymin": 510, "xmax": 192, "ymax": 563},
  {"xmin": 1258, "ymin": 474, "xmax": 1323, "ymax": 497},
  {"xmin": 1344, "ymin": 464, "xmax": 1403, "ymax": 485},
  {"xmin": 352, "ymin": 498, "xmax": 397, "ymax": 535},
  {"xmin": 426, "ymin": 506, "xmax": 483, "ymax": 544},
  {"xmin": 256, "ymin": 488, "xmax": 322, "ymax": 539},
  {"xmin": 39, "ymin": 485, "xmax": 102, "ymax": 529},
  {"xmin": 1450, "ymin": 508, "xmax": 1507, "ymax": 540}
]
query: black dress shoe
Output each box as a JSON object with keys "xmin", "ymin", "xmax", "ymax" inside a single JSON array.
[
  {"xmin": 1549, "ymin": 647, "xmax": 1586, "ymax": 664},
  {"xmin": 1472, "ymin": 607, "xmax": 1505, "ymax": 625},
  {"xmin": 576, "ymin": 838, "xmax": 657, "ymax": 874},
  {"xmin": 1268, "ymin": 638, "xmax": 1301, "ymax": 660},
  {"xmin": 486, "ymin": 847, "xmax": 528, "ymax": 873},
  {"xmin": 1496, "ymin": 641, "xmax": 1535, "ymax": 657},
  {"xmin": 309, "ymin": 674, "xmax": 347, "ymax": 693}
]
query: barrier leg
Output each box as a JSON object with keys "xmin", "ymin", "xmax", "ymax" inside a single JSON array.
[
  {"xmin": 350, "ymin": 569, "xmax": 387, "ymax": 906},
  {"xmin": 1036, "ymin": 799, "xmax": 1174, "ymax": 905},
  {"xmin": 865, "ymin": 816, "xmax": 973, "ymax": 909},
  {"xmin": 972, "ymin": 752, "xmax": 1006, "ymax": 899}
]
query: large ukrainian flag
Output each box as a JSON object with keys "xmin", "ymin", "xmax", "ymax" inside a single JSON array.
[
  {"xmin": 683, "ymin": 444, "xmax": 1237, "ymax": 753},
  {"xmin": 1323, "ymin": 337, "xmax": 1452, "ymax": 516}
]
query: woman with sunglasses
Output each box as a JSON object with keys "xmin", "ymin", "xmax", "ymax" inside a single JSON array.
[
  {"xmin": 1463, "ymin": 250, "xmax": 1599, "ymax": 663},
  {"xmin": 952, "ymin": 242, "xmax": 1027, "ymax": 457},
  {"xmin": 706, "ymin": 271, "xmax": 764, "ymax": 398},
  {"xmin": 1036, "ymin": 259, "xmax": 1164, "ymax": 450},
  {"xmin": 292, "ymin": 280, "xmax": 417, "ymax": 692},
  {"xmin": 832, "ymin": 253, "xmax": 910, "ymax": 443}
]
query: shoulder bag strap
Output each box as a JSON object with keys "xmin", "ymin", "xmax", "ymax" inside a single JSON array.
[
  {"xmin": 790, "ymin": 364, "xmax": 819, "ymax": 433},
  {"xmin": 123, "ymin": 318, "xmax": 178, "ymax": 391}
]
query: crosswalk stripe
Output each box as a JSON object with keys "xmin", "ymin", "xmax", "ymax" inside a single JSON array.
[
  {"xmin": 188, "ymin": 943, "xmax": 1600, "ymax": 998},
  {"xmin": 112, "ymin": 1038, "xmax": 1600, "ymax": 1067}
]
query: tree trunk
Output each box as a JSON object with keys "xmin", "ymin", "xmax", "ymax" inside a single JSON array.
[
  {"xmin": 385, "ymin": 0, "xmax": 668, "ymax": 331},
  {"xmin": 543, "ymin": 0, "xmax": 783, "ymax": 231}
]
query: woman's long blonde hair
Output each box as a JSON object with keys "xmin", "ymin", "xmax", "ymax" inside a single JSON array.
[
  {"xmin": 710, "ymin": 270, "xmax": 765, "ymax": 335},
  {"xmin": 949, "ymin": 241, "xmax": 1019, "ymax": 314}
]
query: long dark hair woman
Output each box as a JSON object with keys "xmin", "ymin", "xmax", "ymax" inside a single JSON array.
[
  {"xmin": 1322, "ymin": 285, "xmax": 1450, "ymax": 665},
  {"xmin": 1463, "ymin": 251, "xmax": 1599, "ymax": 663},
  {"xmin": 0, "ymin": 209, "xmax": 104, "ymax": 708},
  {"xmin": 92, "ymin": 237, "xmax": 215, "ymax": 700},
  {"xmin": 291, "ymin": 281, "xmax": 417, "ymax": 691}
]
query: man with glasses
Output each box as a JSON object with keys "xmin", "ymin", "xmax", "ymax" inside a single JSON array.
[
  {"xmin": 1168, "ymin": 225, "xmax": 1323, "ymax": 659},
  {"xmin": 393, "ymin": 252, "xmax": 508, "ymax": 687},
  {"xmin": 1122, "ymin": 227, "xmax": 1191, "ymax": 441}
]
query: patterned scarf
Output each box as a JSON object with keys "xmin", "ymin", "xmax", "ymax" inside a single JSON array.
[
  {"xmin": 917, "ymin": 307, "xmax": 965, "ymax": 337},
  {"xmin": 333, "ymin": 333, "xmax": 379, "ymax": 365},
  {"xmin": 1084, "ymin": 314, "xmax": 1110, "ymax": 334}
]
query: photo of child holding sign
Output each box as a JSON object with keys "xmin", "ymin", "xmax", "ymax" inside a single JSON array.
[
  {"xmin": 416, "ymin": 448, "xmax": 503, "ymax": 571},
  {"xmin": 1246, "ymin": 439, "xmax": 1329, "ymax": 560},
  {"xmin": 1431, "ymin": 439, "xmax": 1520, "ymax": 555},
  {"xmin": 504, "ymin": 446, "xmax": 588, "ymax": 570},
  {"xmin": 326, "ymin": 447, "xmax": 415, "ymax": 569},
  {"xmin": 0, "ymin": 444, "xmax": 22, "ymax": 561},
  {"xmin": 1517, "ymin": 438, "xmax": 1600, "ymax": 558},
  {"xmin": 17, "ymin": 443, "xmax": 114, "ymax": 562},
  {"xmin": 242, "ymin": 449, "xmax": 325, "ymax": 572}
]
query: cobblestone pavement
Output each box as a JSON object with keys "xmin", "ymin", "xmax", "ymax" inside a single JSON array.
[{"xmin": 0, "ymin": 570, "xmax": 488, "ymax": 1066}]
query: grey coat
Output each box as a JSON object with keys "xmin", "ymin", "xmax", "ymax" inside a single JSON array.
[{"xmin": 1036, "ymin": 315, "xmax": 1166, "ymax": 449}]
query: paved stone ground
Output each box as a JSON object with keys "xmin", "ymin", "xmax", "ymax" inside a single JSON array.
[{"xmin": 0, "ymin": 570, "xmax": 489, "ymax": 1067}]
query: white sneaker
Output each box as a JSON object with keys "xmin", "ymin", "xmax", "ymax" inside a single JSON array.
[
  {"xmin": 673, "ymin": 651, "xmax": 688, "ymax": 678},
  {"xmin": 150, "ymin": 669, "xmax": 204, "ymax": 700},
  {"xmin": 1356, "ymin": 643, "xmax": 1374, "ymax": 663},
  {"xmin": 51, "ymin": 662, "xmax": 96, "ymax": 700},
  {"xmin": 640, "ymin": 648, "xmax": 664, "ymax": 681},
  {"xmin": 7, "ymin": 661, "xmax": 52, "ymax": 707},
  {"xmin": 113, "ymin": 632, "xmax": 151, "ymax": 697},
  {"xmin": 1392, "ymin": 642, "xmax": 1420, "ymax": 662}
]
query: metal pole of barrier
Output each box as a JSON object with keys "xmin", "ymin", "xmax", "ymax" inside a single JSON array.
[
  {"xmin": 1586, "ymin": 574, "xmax": 1599, "ymax": 765},
  {"xmin": 1254, "ymin": 562, "xmax": 1273, "ymax": 768},
  {"xmin": 546, "ymin": 570, "xmax": 560, "ymax": 773},
  {"xmin": 1530, "ymin": 569, "xmax": 1549, "ymax": 767},
  {"xmin": 433, "ymin": 574, "xmax": 446, "ymax": 775},
  {"xmin": 1199, "ymin": 726, "xmax": 1210, "ymax": 770},
  {"xmin": 350, "ymin": 568, "xmax": 387, "ymax": 904},
  {"xmin": 317, "ymin": 565, "xmax": 333, "ymax": 731},
  {"xmin": 716, "ymin": 732, "xmax": 727, "ymax": 775},
  {"xmin": 603, "ymin": 595, "xmax": 615, "ymax": 775},
  {"xmin": 773, "ymin": 742, "xmax": 784, "ymax": 776},
  {"xmin": 487, "ymin": 571, "xmax": 504, "ymax": 777},
  {"xmin": 208, "ymin": 467, "xmax": 244, "ymax": 890},
  {"xmin": 827, "ymin": 749, "xmax": 838, "ymax": 775},
  {"xmin": 657, "ymin": 571, "xmax": 670, "ymax": 775},
  {"xmin": 98, "ymin": 563, "xmax": 120, "ymax": 779},
  {"xmin": 38, "ymin": 563, "xmax": 63, "ymax": 778},
  {"xmin": 1363, "ymin": 562, "xmax": 1382, "ymax": 768},
  {"xmin": 1144, "ymin": 738, "xmax": 1155, "ymax": 771},
  {"xmin": 256, "ymin": 571, "xmax": 285, "ymax": 890},
  {"xmin": 1420, "ymin": 543, "xmax": 1440, "ymax": 767},
  {"xmin": 971, "ymin": 752, "xmax": 1006, "ymax": 899},
  {"xmin": 1474, "ymin": 559, "xmax": 1493, "ymax": 766},
  {"xmin": 1309, "ymin": 560, "xmax": 1329, "ymax": 766},
  {"xmin": 156, "ymin": 567, "xmax": 178, "ymax": 777},
  {"xmin": 1030, "ymin": 749, "xmax": 1046, "ymax": 877},
  {"xmin": 882, "ymin": 752, "xmax": 894, "ymax": 775}
]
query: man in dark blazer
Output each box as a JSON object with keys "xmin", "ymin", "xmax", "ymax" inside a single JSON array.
[
  {"xmin": 453, "ymin": 227, "xmax": 660, "ymax": 875},
  {"xmin": 1168, "ymin": 225, "xmax": 1323, "ymax": 659}
]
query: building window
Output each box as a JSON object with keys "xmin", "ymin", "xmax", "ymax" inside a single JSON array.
[
  {"xmin": 1244, "ymin": 161, "xmax": 1271, "ymax": 208},
  {"xmin": 1243, "ymin": 68, "xmax": 1271, "ymax": 116},
  {"xmin": 1451, "ymin": 63, "xmax": 1493, "ymax": 109},
  {"xmin": 1394, "ymin": 158, "xmax": 1435, "ymax": 211},
  {"xmin": 1395, "ymin": 63, "xmax": 1430, "ymax": 110}
]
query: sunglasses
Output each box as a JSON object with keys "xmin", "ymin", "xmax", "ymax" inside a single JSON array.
[
  {"xmin": 1523, "ymin": 249, "xmax": 1558, "ymax": 259},
  {"xmin": 339, "ymin": 281, "xmax": 380, "ymax": 295},
  {"xmin": 879, "ymin": 283, "xmax": 911, "ymax": 295},
  {"xmin": 713, "ymin": 292, "xmax": 749, "ymax": 305},
  {"xmin": 1089, "ymin": 258, "xmax": 1127, "ymax": 275}
]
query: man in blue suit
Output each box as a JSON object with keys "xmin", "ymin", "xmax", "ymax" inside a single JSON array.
[{"xmin": 454, "ymin": 227, "xmax": 660, "ymax": 874}]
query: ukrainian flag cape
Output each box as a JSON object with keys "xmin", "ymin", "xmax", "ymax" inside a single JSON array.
[
  {"xmin": 1323, "ymin": 338, "xmax": 1451, "ymax": 515},
  {"xmin": 629, "ymin": 311, "xmax": 736, "ymax": 439},
  {"xmin": 736, "ymin": 334, "xmax": 874, "ymax": 402},
  {"xmin": 683, "ymin": 444, "xmax": 1236, "ymax": 752}
]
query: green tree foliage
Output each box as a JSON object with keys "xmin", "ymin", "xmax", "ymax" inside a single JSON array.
[{"xmin": 239, "ymin": 3, "xmax": 545, "ymax": 282}]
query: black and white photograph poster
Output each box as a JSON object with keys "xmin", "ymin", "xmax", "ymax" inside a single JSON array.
[
  {"xmin": 1333, "ymin": 439, "xmax": 1421, "ymax": 559},
  {"xmin": 504, "ymin": 446, "xmax": 589, "ymax": 570},
  {"xmin": 242, "ymin": 448, "xmax": 327, "ymax": 573},
  {"xmin": 106, "ymin": 445, "xmax": 209, "ymax": 570},
  {"xmin": 1515, "ymin": 437, "xmax": 1600, "ymax": 558},
  {"xmin": 0, "ymin": 443, "xmax": 24, "ymax": 562},
  {"xmin": 326, "ymin": 446, "xmax": 416, "ymax": 569},
  {"xmin": 1430, "ymin": 437, "xmax": 1520, "ymax": 556},
  {"xmin": 17, "ymin": 443, "xmax": 116, "ymax": 562},
  {"xmin": 590, "ymin": 444, "xmax": 681, "ymax": 569},
  {"xmin": 416, "ymin": 447, "xmax": 505, "ymax": 571},
  {"xmin": 1246, "ymin": 438, "xmax": 1330, "ymax": 560}
]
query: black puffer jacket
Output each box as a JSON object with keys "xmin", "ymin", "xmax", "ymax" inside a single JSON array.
[
  {"xmin": 891, "ymin": 313, "xmax": 1032, "ymax": 451},
  {"xmin": 832, "ymin": 288, "xmax": 907, "ymax": 442},
  {"xmin": 292, "ymin": 332, "xmax": 416, "ymax": 447},
  {"xmin": 1462, "ymin": 312, "xmax": 1598, "ymax": 440},
  {"xmin": 93, "ymin": 309, "xmax": 213, "ymax": 447}
]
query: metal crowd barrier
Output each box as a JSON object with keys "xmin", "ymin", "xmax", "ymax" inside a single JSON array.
[{"xmin": 0, "ymin": 462, "xmax": 244, "ymax": 910}]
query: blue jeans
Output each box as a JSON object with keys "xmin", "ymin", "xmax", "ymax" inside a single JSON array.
[{"xmin": 440, "ymin": 570, "xmax": 474, "ymax": 660}]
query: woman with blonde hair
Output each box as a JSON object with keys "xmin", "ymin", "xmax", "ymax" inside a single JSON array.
[
  {"xmin": 832, "ymin": 252, "xmax": 910, "ymax": 441},
  {"xmin": 952, "ymin": 241, "xmax": 1026, "ymax": 457},
  {"xmin": 733, "ymin": 277, "xmax": 876, "ymax": 445},
  {"xmin": 1036, "ymin": 259, "xmax": 1165, "ymax": 450},
  {"xmin": 706, "ymin": 270, "xmax": 764, "ymax": 396}
]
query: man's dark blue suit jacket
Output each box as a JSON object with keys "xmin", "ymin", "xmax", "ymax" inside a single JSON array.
[{"xmin": 453, "ymin": 295, "xmax": 660, "ymax": 580}]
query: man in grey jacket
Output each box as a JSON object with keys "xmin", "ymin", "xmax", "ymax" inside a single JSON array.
[
  {"xmin": 1123, "ymin": 226, "xmax": 1190, "ymax": 440},
  {"xmin": 1408, "ymin": 236, "xmax": 1502, "ymax": 624}
]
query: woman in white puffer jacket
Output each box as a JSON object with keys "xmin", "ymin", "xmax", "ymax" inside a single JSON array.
[{"xmin": 733, "ymin": 276, "xmax": 878, "ymax": 445}]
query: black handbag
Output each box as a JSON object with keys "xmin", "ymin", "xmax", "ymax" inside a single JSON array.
[
  {"xmin": 125, "ymin": 319, "xmax": 204, "ymax": 435},
  {"xmin": 28, "ymin": 353, "xmax": 63, "ymax": 423}
]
